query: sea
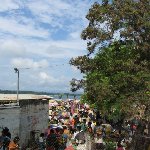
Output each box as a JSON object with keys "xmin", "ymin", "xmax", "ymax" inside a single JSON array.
[{"xmin": 50, "ymin": 95, "xmax": 81, "ymax": 100}]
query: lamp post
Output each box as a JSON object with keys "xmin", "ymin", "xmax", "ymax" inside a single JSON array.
[{"xmin": 14, "ymin": 68, "xmax": 19, "ymax": 104}]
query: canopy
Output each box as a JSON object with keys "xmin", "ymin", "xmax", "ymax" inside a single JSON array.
[
  {"xmin": 49, "ymin": 100, "xmax": 56, "ymax": 103},
  {"xmin": 49, "ymin": 101, "xmax": 58, "ymax": 107}
]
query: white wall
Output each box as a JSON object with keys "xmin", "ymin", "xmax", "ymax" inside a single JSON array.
[
  {"xmin": 19, "ymin": 100, "xmax": 49, "ymax": 148},
  {"xmin": 0, "ymin": 107, "xmax": 20, "ymax": 139},
  {"xmin": 0, "ymin": 99, "xmax": 49, "ymax": 149}
]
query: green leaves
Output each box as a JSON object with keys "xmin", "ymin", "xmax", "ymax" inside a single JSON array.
[{"xmin": 70, "ymin": 0, "xmax": 150, "ymax": 119}]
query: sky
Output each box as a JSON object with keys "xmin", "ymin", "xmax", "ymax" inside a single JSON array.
[{"xmin": 0, "ymin": 0, "xmax": 98, "ymax": 93}]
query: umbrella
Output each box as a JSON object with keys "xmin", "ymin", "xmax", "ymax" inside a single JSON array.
[
  {"xmin": 49, "ymin": 101, "xmax": 58, "ymax": 107},
  {"xmin": 75, "ymin": 131, "xmax": 85, "ymax": 141},
  {"xmin": 49, "ymin": 100, "xmax": 56, "ymax": 103}
]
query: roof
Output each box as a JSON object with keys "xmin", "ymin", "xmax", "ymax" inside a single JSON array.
[{"xmin": 0, "ymin": 94, "xmax": 53, "ymax": 101}]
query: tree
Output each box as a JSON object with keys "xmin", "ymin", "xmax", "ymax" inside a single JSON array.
[{"xmin": 70, "ymin": 1, "xmax": 150, "ymax": 149}]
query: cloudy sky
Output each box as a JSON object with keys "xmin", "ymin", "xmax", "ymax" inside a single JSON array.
[{"xmin": 0, "ymin": 0, "xmax": 98, "ymax": 93}]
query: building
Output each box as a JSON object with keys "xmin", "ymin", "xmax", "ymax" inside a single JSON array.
[{"xmin": 0, "ymin": 94, "xmax": 51, "ymax": 149}]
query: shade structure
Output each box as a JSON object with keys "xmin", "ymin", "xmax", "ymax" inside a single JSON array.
[{"xmin": 49, "ymin": 101, "xmax": 58, "ymax": 107}]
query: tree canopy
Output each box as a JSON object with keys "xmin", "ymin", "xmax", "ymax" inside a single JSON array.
[{"xmin": 70, "ymin": 0, "xmax": 150, "ymax": 119}]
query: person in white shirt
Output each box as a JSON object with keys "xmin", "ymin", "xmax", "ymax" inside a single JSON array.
[
  {"xmin": 91, "ymin": 121, "xmax": 95, "ymax": 131},
  {"xmin": 95, "ymin": 131, "xmax": 105, "ymax": 149}
]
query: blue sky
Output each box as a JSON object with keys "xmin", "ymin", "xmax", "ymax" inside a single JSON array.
[{"xmin": 0, "ymin": 0, "xmax": 98, "ymax": 93}]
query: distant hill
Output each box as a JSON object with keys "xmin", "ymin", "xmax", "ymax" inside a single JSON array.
[{"xmin": 0, "ymin": 89, "xmax": 82, "ymax": 97}]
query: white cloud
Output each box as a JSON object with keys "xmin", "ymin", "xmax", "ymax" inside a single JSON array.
[
  {"xmin": 0, "ymin": 17, "xmax": 49, "ymax": 38},
  {"xmin": 25, "ymin": 0, "xmax": 91, "ymax": 29},
  {"xmin": 27, "ymin": 0, "xmax": 70, "ymax": 17},
  {"xmin": 11, "ymin": 58, "xmax": 49, "ymax": 69},
  {"xmin": 0, "ymin": 39, "xmax": 27, "ymax": 57},
  {"xmin": 25, "ymin": 0, "xmax": 70, "ymax": 27},
  {"xmin": 0, "ymin": 37, "xmax": 86, "ymax": 60},
  {"xmin": 70, "ymin": 31, "xmax": 81, "ymax": 40},
  {"xmin": 0, "ymin": 0, "xmax": 19, "ymax": 12},
  {"xmin": 0, "ymin": 0, "xmax": 94, "ymax": 92},
  {"xmin": 24, "ymin": 71, "xmax": 71, "ymax": 92},
  {"xmin": 0, "ymin": 0, "xmax": 92, "ymax": 39},
  {"xmin": 71, "ymin": 66, "xmax": 79, "ymax": 72},
  {"xmin": 39, "ymin": 72, "xmax": 49, "ymax": 80},
  {"xmin": 39, "ymin": 72, "xmax": 59, "ymax": 83}
]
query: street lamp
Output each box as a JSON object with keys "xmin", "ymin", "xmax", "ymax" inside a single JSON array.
[{"xmin": 14, "ymin": 68, "xmax": 19, "ymax": 104}]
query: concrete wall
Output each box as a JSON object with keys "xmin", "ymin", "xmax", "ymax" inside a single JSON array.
[
  {"xmin": 0, "ymin": 107, "xmax": 20, "ymax": 139},
  {"xmin": 19, "ymin": 99, "xmax": 49, "ymax": 148},
  {"xmin": 0, "ymin": 99, "xmax": 49, "ymax": 149}
]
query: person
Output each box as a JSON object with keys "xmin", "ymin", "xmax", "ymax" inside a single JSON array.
[
  {"xmin": 71, "ymin": 118, "xmax": 75, "ymax": 129},
  {"xmin": 38, "ymin": 133, "xmax": 45, "ymax": 150},
  {"xmin": 1, "ymin": 129, "xmax": 11, "ymax": 150},
  {"xmin": 8, "ymin": 136, "xmax": 20, "ymax": 150},
  {"xmin": 74, "ymin": 126, "xmax": 85, "ymax": 145},
  {"xmin": 45, "ymin": 126, "xmax": 51, "ymax": 137},
  {"xmin": 96, "ymin": 111, "xmax": 101, "ymax": 124},
  {"xmin": 95, "ymin": 131, "xmax": 105, "ymax": 150},
  {"xmin": 91, "ymin": 121, "xmax": 95, "ymax": 131},
  {"xmin": 0, "ymin": 136, "xmax": 4, "ymax": 150},
  {"xmin": 116, "ymin": 141, "xmax": 125, "ymax": 150},
  {"xmin": 81, "ymin": 119, "xmax": 87, "ymax": 132},
  {"xmin": 2, "ymin": 128, "xmax": 11, "ymax": 139},
  {"xmin": 63, "ymin": 126, "xmax": 70, "ymax": 140},
  {"xmin": 46, "ymin": 129, "xmax": 58, "ymax": 150},
  {"xmin": 101, "ymin": 125, "xmax": 106, "ymax": 138},
  {"xmin": 58, "ymin": 128, "xmax": 67, "ymax": 150},
  {"xmin": 65, "ymin": 139, "xmax": 77, "ymax": 150}
]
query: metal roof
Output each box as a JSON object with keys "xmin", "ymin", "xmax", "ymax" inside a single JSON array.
[{"xmin": 0, "ymin": 94, "xmax": 52, "ymax": 101}]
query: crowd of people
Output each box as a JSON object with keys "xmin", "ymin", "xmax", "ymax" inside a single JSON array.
[
  {"xmin": 0, "ymin": 99, "xmax": 149, "ymax": 150},
  {"xmin": 40, "ymin": 99, "xmax": 149, "ymax": 150},
  {"xmin": 0, "ymin": 127, "xmax": 20, "ymax": 150}
]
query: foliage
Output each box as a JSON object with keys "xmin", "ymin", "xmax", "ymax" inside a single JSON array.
[{"xmin": 70, "ymin": 0, "xmax": 150, "ymax": 119}]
